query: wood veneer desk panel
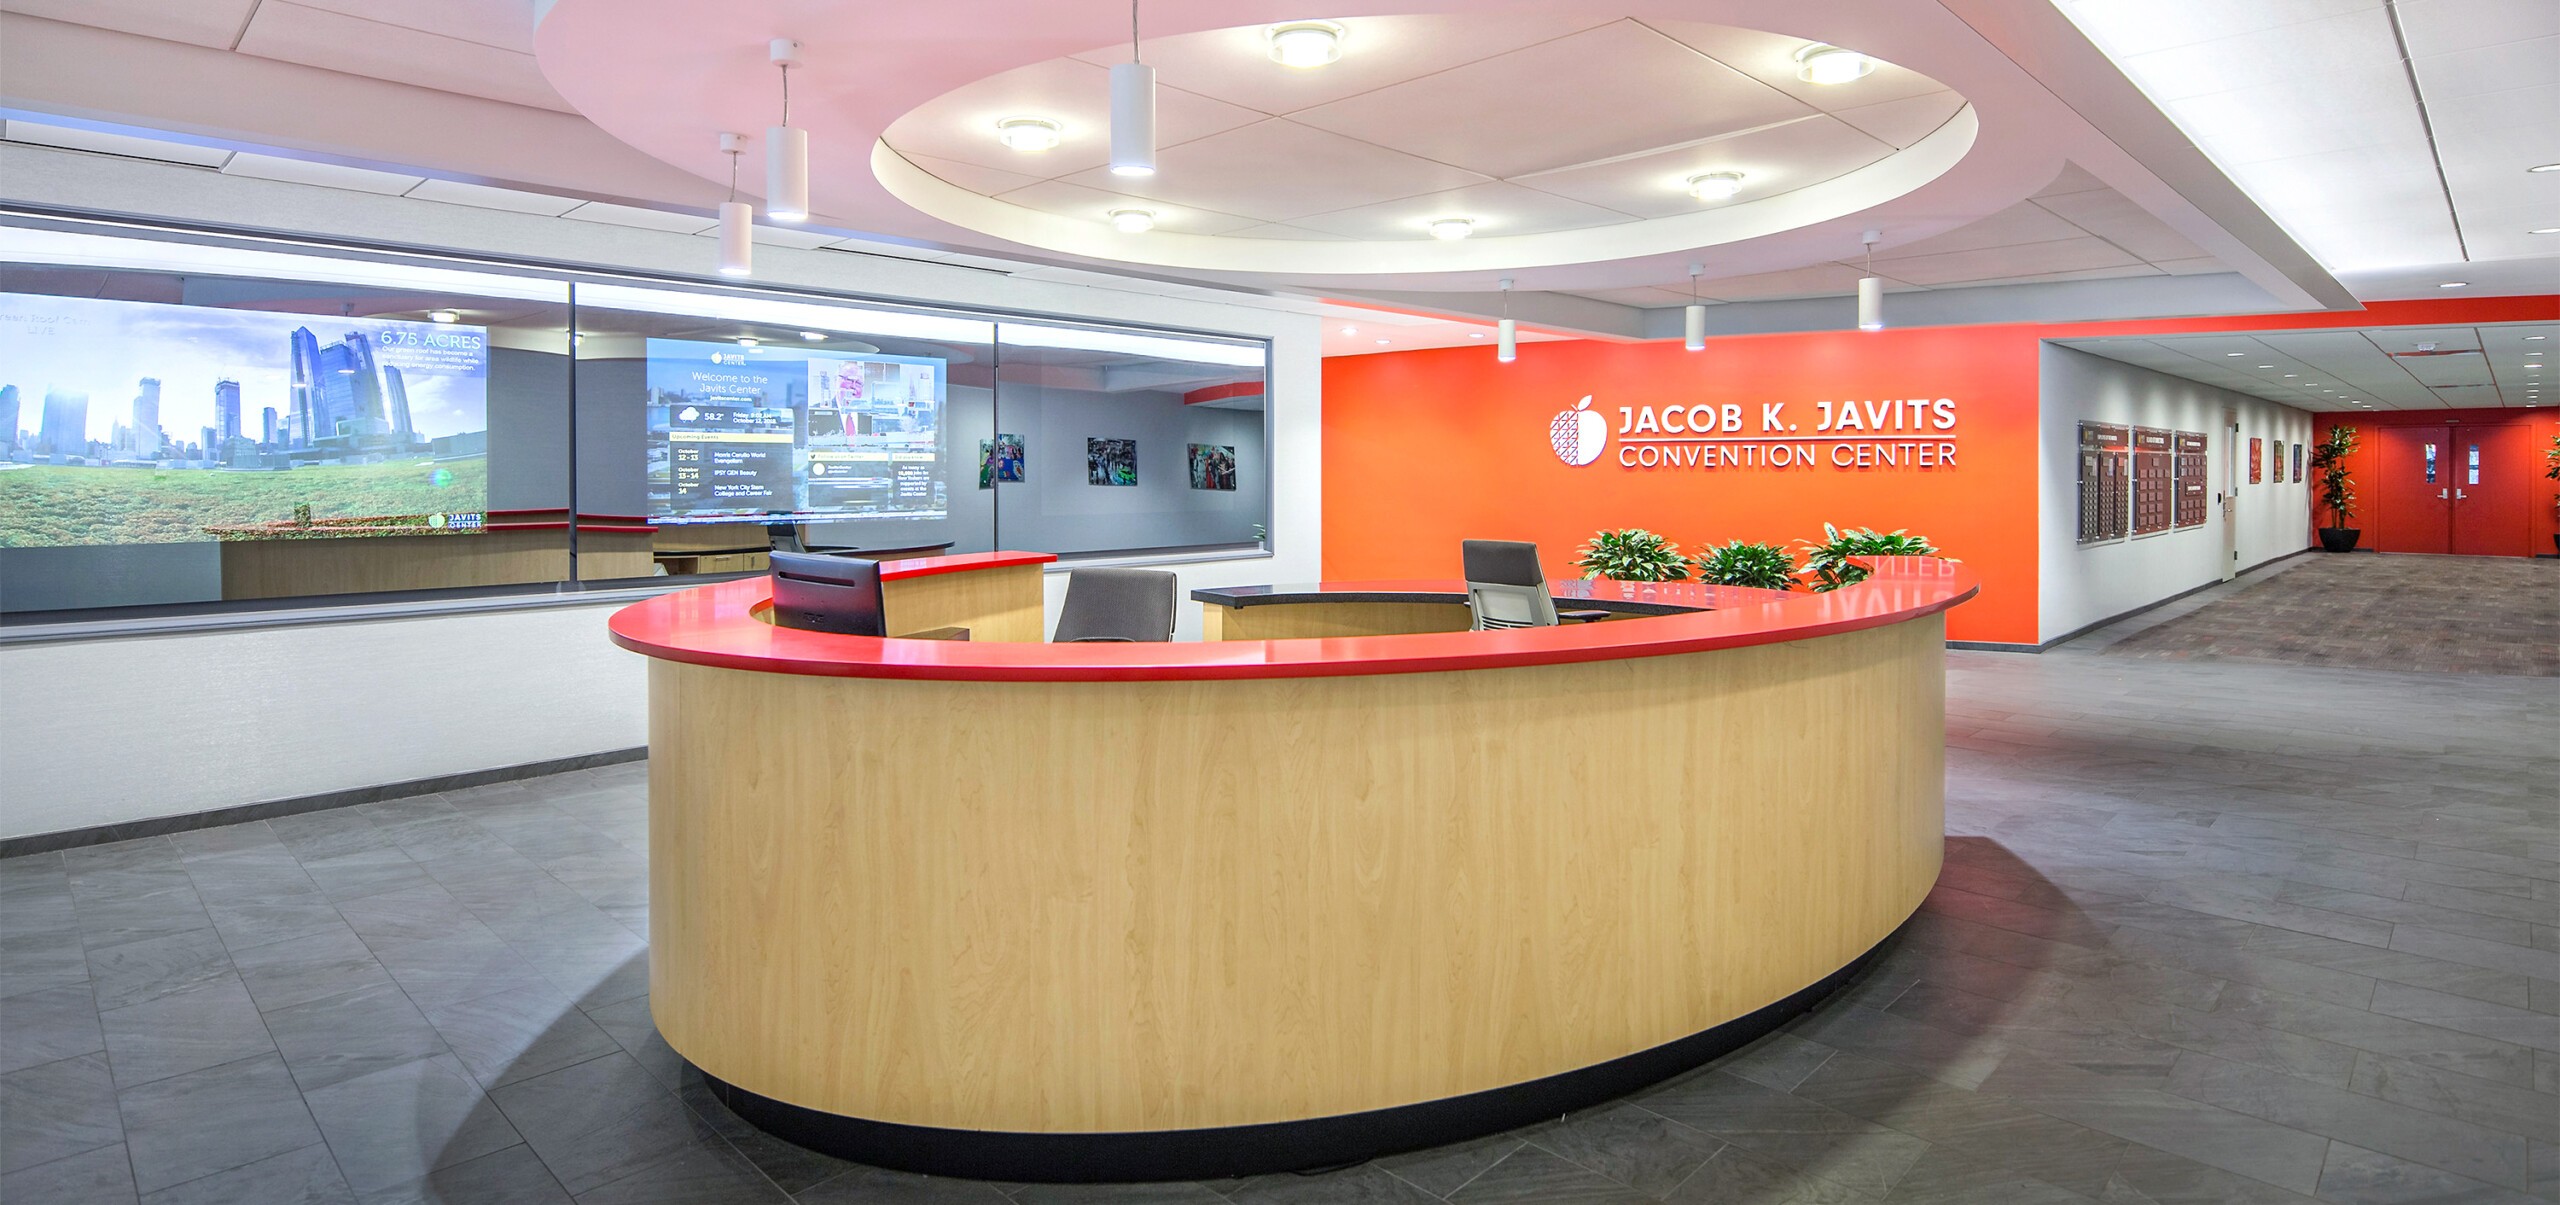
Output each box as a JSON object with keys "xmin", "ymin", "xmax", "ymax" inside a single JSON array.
[{"xmin": 610, "ymin": 558, "xmax": 1975, "ymax": 1180}]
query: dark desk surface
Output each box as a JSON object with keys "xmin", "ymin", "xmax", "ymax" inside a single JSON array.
[{"xmin": 1190, "ymin": 577, "xmax": 1783, "ymax": 616}]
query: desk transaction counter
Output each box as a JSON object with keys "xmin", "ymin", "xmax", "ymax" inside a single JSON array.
[{"xmin": 608, "ymin": 553, "xmax": 1977, "ymax": 1181}]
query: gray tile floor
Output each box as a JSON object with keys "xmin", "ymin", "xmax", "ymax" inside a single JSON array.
[{"xmin": 4, "ymin": 561, "xmax": 2555, "ymax": 1204}]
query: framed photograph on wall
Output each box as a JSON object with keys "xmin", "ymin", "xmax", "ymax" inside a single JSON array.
[
  {"xmin": 1086, "ymin": 438, "xmax": 1137, "ymax": 486},
  {"xmin": 2249, "ymin": 437, "xmax": 2263, "ymax": 484},
  {"xmin": 1187, "ymin": 443, "xmax": 1237, "ymax": 491},
  {"xmin": 992, "ymin": 433, "xmax": 1023, "ymax": 483},
  {"xmin": 2291, "ymin": 442, "xmax": 2303, "ymax": 483}
]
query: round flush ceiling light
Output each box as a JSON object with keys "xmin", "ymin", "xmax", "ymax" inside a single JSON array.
[
  {"xmin": 1428, "ymin": 217, "xmax": 1475, "ymax": 240},
  {"xmin": 427, "ymin": 310, "xmax": 459, "ymax": 323},
  {"xmin": 1794, "ymin": 44, "xmax": 1875, "ymax": 85},
  {"xmin": 1687, "ymin": 171, "xmax": 1745, "ymax": 202},
  {"xmin": 995, "ymin": 118, "xmax": 1062, "ymax": 153},
  {"xmin": 1265, "ymin": 21, "xmax": 1346, "ymax": 69},
  {"xmin": 1108, "ymin": 208, "xmax": 1157, "ymax": 234}
]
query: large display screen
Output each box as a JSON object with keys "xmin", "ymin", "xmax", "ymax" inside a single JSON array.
[
  {"xmin": 0, "ymin": 292, "xmax": 490, "ymax": 547},
  {"xmin": 645, "ymin": 338, "xmax": 947, "ymax": 525}
]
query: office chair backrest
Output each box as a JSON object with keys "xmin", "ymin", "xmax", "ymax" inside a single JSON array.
[
  {"xmin": 1461, "ymin": 539, "xmax": 1561, "ymax": 630},
  {"xmin": 1054, "ymin": 568, "xmax": 1180, "ymax": 642}
]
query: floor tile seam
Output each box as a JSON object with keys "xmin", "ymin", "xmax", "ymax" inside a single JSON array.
[
  {"xmin": 110, "ymin": 1049, "xmax": 337, "ymax": 1196},
  {"xmin": 2338, "ymin": 1050, "xmax": 2560, "ymax": 1144},
  {"xmin": 2149, "ymin": 1051, "xmax": 2535, "ymax": 1184},
  {"xmin": 2114, "ymin": 892, "xmax": 2404, "ymax": 953},
  {"xmin": 1514, "ymin": 1121, "xmax": 1719, "ymax": 1197},
  {"xmin": 1639, "ymin": 1106, "xmax": 1907, "ymax": 1201},
  {"xmin": 138, "ymin": 1138, "xmax": 337, "ymax": 1203},
  {"xmin": 0, "ymin": 1135, "xmax": 127, "ymax": 1185},
  {"xmin": 96, "ymin": 976, "xmax": 285, "ymax": 1095}
]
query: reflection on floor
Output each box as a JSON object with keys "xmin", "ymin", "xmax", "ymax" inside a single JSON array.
[
  {"xmin": 2100, "ymin": 552, "xmax": 2560, "ymax": 676},
  {"xmin": 3, "ymin": 575, "xmax": 2555, "ymax": 1203}
]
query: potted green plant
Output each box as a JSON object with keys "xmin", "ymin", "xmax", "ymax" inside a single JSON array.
[
  {"xmin": 1575, "ymin": 528, "xmax": 1689, "ymax": 581},
  {"xmin": 1690, "ymin": 539, "xmax": 1797, "ymax": 590},
  {"xmin": 2544, "ymin": 432, "xmax": 2559, "ymax": 555},
  {"xmin": 2310, "ymin": 425, "xmax": 2359, "ymax": 552},
  {"xmin": 1796, "ymin": 524, "xmax": 1940, "ymax": 592}
]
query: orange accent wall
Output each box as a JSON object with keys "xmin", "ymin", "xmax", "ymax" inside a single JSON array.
[
  {"xmin": 1323, "ymin": 295, "xmax": 2560, "ymax": 646},
  {"xmin": 2311, "ymin": 407, "xmax": 2560, "ymax": 557}
]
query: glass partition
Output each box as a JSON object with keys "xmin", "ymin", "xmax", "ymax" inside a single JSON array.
[
  {"xmin": 0, "ymin": 225, "xmax": 572, "ymax": 618},
  {"xmin": 0, "ymin": 216, "xmax": 1273, "ymax": 626},
  {"xmin": 991, "ymin": 322, "xmax": 1268, "ymax": 556}
]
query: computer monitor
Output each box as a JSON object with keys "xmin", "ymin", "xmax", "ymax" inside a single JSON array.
[{"xmin": 768, "ymin": 551, "xmax": 886, "ymax": 636}]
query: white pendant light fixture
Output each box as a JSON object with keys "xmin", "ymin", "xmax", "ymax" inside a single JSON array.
[
  {"xmin": 1265, "ymin": 21, "xmax": 1346, "ymax": 68},
  {"xmin": 765, "ymin": 39, "xmax": 808, "ymax": 222},
  {"xmin": 1109, "ymin": 0, "xmax": 1156, "ymax": 177},
  {"xmin": 717, "ymin": 133, "xmax": 753, "ymax": 278},
  {"xmin": 1855, "ymin": 230, "xmax": 1882, "ymax": 331},
  {"xmin": 1685, "ymin": 263, "xmax": 1706, "ymax": 352},
  {"xmin": 1497, "ymin": 278, "xmax": 1517, "ymax": 364}
]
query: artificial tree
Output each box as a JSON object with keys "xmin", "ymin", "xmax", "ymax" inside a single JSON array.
[{"xmin": 2310, "ymin": 425, "xmax": 2360, "ymax": 552}]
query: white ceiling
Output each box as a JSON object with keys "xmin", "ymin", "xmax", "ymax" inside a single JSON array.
[
  {"xmin": 0, "ymin": 0, "xmax": 574, "ymax": 113},
  {"xmin": 883, "ymin": 15, "xmax": 1966, "ymax": 248},
  {"xmin": 2055, "ymin": 322, "xmax": 2555, "ymax": 411},
  {"xmin": 2058, "ymin": 0, "xmax": 2560, "ymax": 297},
  {"xmin": 1566, "ymin": 161, "xmax": 2229, "ymax": 304}
]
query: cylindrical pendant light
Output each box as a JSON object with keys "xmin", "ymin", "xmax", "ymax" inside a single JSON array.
[
  {"xmin": 717, "ymin": 133, "xmax": 752, "ymax": 277},
  {"xmin": 1110, "ymin": 3, "xmax": 1156, "ymax": 177},
  {"xmin": 1855, "ymin": 230, "xmax": 1883, "ymax": 331},
  {"xmin": 1497, "ymin": 278, "xmax": 1517, "ymax": 363},
  {"xmin": 765, "ymin": 39, "xmax": 808, "ymax": 222},
  {"xmin": 1684, "ymin": 262, "xmax": 1706, "ymax": 351},
  {"xmin": 1110, "ymin": 62, "xmax": 1156, "ymax": 177}
]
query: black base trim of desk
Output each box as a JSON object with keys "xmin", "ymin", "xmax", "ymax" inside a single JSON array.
[{"xmin": 690, "ymin": 926, "xmax": 1897, "ymax": 1184}]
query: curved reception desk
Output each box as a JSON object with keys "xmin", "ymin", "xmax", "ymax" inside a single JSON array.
[{"xmin": 607, "ymin": 554, "xmax": 1977, "ymax": 1181}]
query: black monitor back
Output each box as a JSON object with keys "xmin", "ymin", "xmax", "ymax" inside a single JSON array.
[{"xmin": 769, "ymin": 551, "xmax": 886, "ymax": 636}]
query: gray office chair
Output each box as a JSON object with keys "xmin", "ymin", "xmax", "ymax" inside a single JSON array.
[
  {"xmin": 1462, "ymin": 540, "xmax": 1610, "ymax": 631},
  {"xmin": 1053, "ymin": 568, "xmax": 1179, "ymax": 642}
]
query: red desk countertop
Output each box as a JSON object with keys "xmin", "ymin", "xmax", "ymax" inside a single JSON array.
[{"xmin": 608, "ymin": 553, "xmax": 1977, "ymax": 684}]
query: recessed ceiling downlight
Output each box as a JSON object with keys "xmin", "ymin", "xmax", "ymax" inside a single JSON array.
[
  {"xmin": 428, "ymin": 310, "xmax": 459, "ymax": 323},
  {"xmin": 1686, "ymin": 171, "xmax": 1745, "ymax": 202},
  {"xmin": 995, "ymin": 117, "xmax": 1062, "ymax": 152},
  {"xmin": 1108, "ymin": 208, "xmax": 1157, "ymax": 234},
  {"xmin": 2439, "ymin": 281, "xmax": 2469, "ymax": 289},
  {"xmin": 1794, "ymin": 44, "xmax": 1876, "ymax": 85},
  {"xmin": 1265, "ymin": 21, "xmax": 1345, "ymax": 69},
  {"xmin": 1428, "ymin": 217, "xmax": 1475, "ymax": 240}
]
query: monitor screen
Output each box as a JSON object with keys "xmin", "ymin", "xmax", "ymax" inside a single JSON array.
[
  {"xmin": 768, "ymin": 550, "xmax": 885, "ymax": 636},
  {"xmin": 0, "ymin": 292, "xmax": 491, "ymax": 548},
  {"xmin": 644, "ymin": 338, "xmax": 946, "ymax": 529}
]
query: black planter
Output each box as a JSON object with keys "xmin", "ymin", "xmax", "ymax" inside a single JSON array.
[{"xmin": 2318, "ymin": 527, "xmax": 2361, "ymax": 553}]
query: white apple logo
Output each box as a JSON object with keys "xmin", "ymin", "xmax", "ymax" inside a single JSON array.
[{"xmin": 1549, "ymin": 395, "xmax": 1605, "ymax": 466}]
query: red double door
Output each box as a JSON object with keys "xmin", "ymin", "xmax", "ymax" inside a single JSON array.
[{"xmin": 2373, "ymin": 424, "xmax": 2535, "ymax": 555}]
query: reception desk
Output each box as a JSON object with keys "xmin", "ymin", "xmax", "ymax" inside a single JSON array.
[{"xmin": 607, "ymin": 555, "xmax": 1976, "ymax": 1181}]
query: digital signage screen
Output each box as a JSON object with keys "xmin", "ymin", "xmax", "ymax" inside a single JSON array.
[
  {"xmin": 644, "ymin": 338, "xmax": 947, "ymax": 525},
  {"xmin": 0, "ymin": 292, "xmax": 490, "ymax": 548}
]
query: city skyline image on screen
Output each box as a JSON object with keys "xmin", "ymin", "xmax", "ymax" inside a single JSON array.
[
  {"xmin": 644, "ymin": 338, "xmax": 948, "ymax": 524},
  {"xmin": 0, "ymin": 292, "xmax": 491, "ymax": 548}
]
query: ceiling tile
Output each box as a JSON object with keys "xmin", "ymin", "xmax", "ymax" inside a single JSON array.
[
  {"xmin": 1052, "ymin": 119, "xmax": 1488, "ymax": 223},
  {"xmin": 2396, "ymin": 0, "xmax": 2560, "ymax": 56},
  {"xmin": 1828, "ymin": 91, "xmax": 1967, "ymax": 149},
  {"xmin": 2409, "ymin": 34, "xmax": 2560, "ymax": 100},
  {"xmin": 2031, "ymin": 189, "xmax": 2209, "ymax": 261},
  {"xmin": 1225, "ymin": 223, "xmax": 1354, "ymax": 241},
  {"xmin": 1287, "ymin": 21, "xmax": 1817, "ymax": 180},
  {"xmin": 2, "ymin": 119, "xmax": 232, "ymax": 167},
  {"xmin": 2169, "ymin": 64, "xmax": 2429, "ymax": 165},
  {"xmin": 2110, "ymin": 7, "xmax": 2401, "ymax": 103},
  {"xmin": 281, "ymin": 0, "xmax": 536, "ymax": 53},
  {"xmin": 221, "ymin": 151, "xmax": 422, "ymax": 194},
  {"xmin": 1867, "ymin": 236, "xmax": 2143, "ymax": 286},
  {"xmin": 743, "ymin": 225, "xmax": 840, "ymax": 250},
  {"xmin": 2033, "ymin": 163, "xmax": 2111, "ymax": 198},
  {"xmin": 881, "ymin": 58, "xmax": 1264, "ymax": 180},
  {"xmin": 0, "ymin": 0, "xmax": 259, "ymax": 48},
  {"xmin": 1872, "ymin": 201, "xmax": 2091, "ymax": 260},
  {"xmin": 1645, "ymin": 20, "xmax": 1954, "ymax": 112},
  {"xmin": 559, "ymin": 201, "xmax": 718, "ymax": 235},
  {"xmin": 899, "ymin": 153, "xmax": 1047, "ymax": 197},
  {"xmin": 992, "ymin": 179, "xmax": 1264, "ymax": 236},
  {"xmin": 1074, "ymin": 12, "xmax": 1622, "ymax": 117},
  {"xmin": 1512, "ymin": 116, "xmax": 1891, "ymax": 220},
  {"xmin": 2058, "ymin": 0, "xmax": 2384, "ymax": 59},
  {"xmin": 1288, "ymin": 181, "xmax": 1639, "ymax": 240},
  {"xmin": 234, "ymin": 0, "xmax": 573, "ymax": 112},
  {"xmin": 2011, "ymin": 264, "xmax": 2168, "ymax": 284},
  {"xmin": 2153, "ymin": 257, "xmax": 2234, "ymax": 275},
  {"xmin": 404, "ymin": 177, "xmax": 584, "ymax": 216}
]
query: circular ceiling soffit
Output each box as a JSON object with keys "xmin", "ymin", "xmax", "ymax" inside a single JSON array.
[{"xmin": 872, "ymin": 14, "xmax": 1975, "ymax": 276}]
